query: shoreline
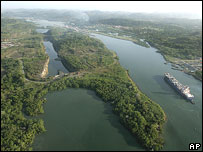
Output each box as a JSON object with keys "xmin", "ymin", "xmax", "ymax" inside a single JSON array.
[
  {"xmin": 91, "ymin": 31, "xmax": 149, "ymax": 48},
  {"xmin": 162, "ymin": 54, "xmax": 202, "ymax": 82},
  {"xmin": 125, "ymin": 70, "xmax": 167, "ymax": 121},
  {"xmin": 40, "ymin": 57, "xmax": 49, "ymax": 78},
  {"xmin": 93, "ymin": 31, "xmax": 202, "ymax": 82}
]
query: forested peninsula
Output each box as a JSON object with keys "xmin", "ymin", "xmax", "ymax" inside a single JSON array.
[{"xmin": 1, "ymin": 18, "xmax": 166, "ymax": 151}]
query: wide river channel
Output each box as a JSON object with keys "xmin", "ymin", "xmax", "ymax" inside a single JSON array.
[{"xmin": 33, "ymin": 21, "xmax": 202, "ymax": 151}]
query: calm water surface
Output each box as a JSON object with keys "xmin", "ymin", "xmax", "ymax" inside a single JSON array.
[
  {"xmin": 43, "ymin": 41, "xmax": 68, "ymax": 76},
  {"xmin": 33, "ymin": 19, "xmax": 65, "ymax": 28},
  {"xmin": 33, "ymin": 89, "xmax": 144, "ymax": 151},
  {"xmin": 36, "ymin": 29, "xmax": 68, "ymax": 76}
]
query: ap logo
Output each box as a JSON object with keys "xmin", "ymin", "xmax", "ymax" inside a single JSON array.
[{"xmin": 189, "ymin": 143, "xmax": 201, "ymax": 150}]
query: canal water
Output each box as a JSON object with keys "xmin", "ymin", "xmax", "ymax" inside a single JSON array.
[
  {"xmin": 33, "ymin": 19, "xmax": 65, "ymax": 28},
  {"xmin": 33, "ymin": 20, "xmax": 202, "ymax": 151},
  {"xmin": 92, "ymin": 33, "xmax": 202, "ymax": 151},
  {"xmin": 43, "ymin": 41, "xmax": 68, "ymax": 76},
  {"xmin": 33, "ymin": 89, "xmax": 144, "ymax": 151},
  {"xmin": 36, "ymin": 29, "xmax": 68, "ymax": 76}
]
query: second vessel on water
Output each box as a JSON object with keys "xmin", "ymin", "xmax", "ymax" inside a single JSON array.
[{"xmin": 164, "ymin": 72, "xmax": 195, "ymax": 104}]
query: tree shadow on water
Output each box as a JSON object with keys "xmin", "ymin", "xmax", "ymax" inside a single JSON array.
[
  {"xmin": 85, "ymin": 89, "xmax": 103, "ymax": 101},
  {"xmin": 85, "ymin": 89, "xmax": 144, "ymax": 150},
  {"xmin": 101, "ymin": 103, "xmax": 145, "ymax": 150}
]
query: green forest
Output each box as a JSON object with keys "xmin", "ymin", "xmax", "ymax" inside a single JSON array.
[
  {"xmin": 1, "ymin": 18, "xmax": 166, "ymax": 151},
  {"xmin": 1, "ymin": 58, "xmax": 47, "ymax": 151},
  {"xmin": 1, "ymin": 18, "xmax": 49, "ymax": 151}
]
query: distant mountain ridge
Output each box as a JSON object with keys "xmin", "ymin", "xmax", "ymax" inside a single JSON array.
[{"xmin": 2, "ymin": 9, "xmax": 202, "ymax": 27}]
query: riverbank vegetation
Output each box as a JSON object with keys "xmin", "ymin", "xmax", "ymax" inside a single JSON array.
[
  {"xmin": 190, "ymin": 70, "xmax": 202, "ymax": 81},
  {"xmin": 45, "ymin": 28, "xmax": 166, "ymax": 150},
  {"xmin": 45, "ymin": 29, "xmax": 114, "ymax": 71},
  {"xmin": 1, "ymin": 58, "xmax": 47, "ymax": 151},
  {"xmin": 1, "ymin": 18, "xmax": 50, "ymax": 151},
  {"xmin": 90, "ymin": 18, "xmax": 202, "ymax": 59},
  {"xmin": 88, "ymin": 18, "xmax": 202, "ymax": 81}
]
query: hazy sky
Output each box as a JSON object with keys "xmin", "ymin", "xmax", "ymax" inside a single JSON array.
[{"xmin": 2, "ymin": 1, "xmax": 202, "ymax": 18}]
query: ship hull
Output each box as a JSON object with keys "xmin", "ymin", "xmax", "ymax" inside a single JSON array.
[{"xmin": 164, "ymin": 76, "xmax": 194, "ymax": 104}]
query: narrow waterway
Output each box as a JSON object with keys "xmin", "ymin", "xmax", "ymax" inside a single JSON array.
[
  {"xmin": 43, "ymin": 41, "xmax": 68, "ymax": 76},
  {"xmin": 36, "ymin": 29, "xmax": 68, "ymax": 76},
  {"xmin": 33, "ymin": 19, "xmax": 65, "ymax": 28}
]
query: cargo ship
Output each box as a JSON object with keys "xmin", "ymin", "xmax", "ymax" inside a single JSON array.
[{"xmin": 164, "ymin": 73, "xmax": 194, "ymax": 104}]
